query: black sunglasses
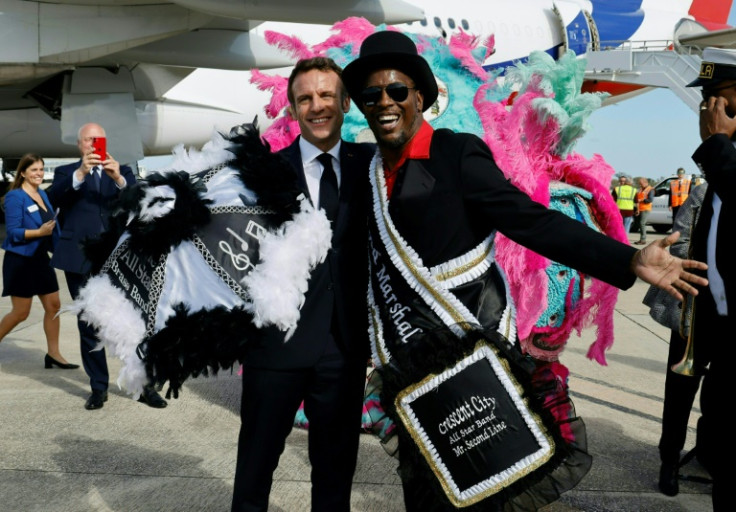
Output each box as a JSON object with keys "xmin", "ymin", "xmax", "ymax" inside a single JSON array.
[
  {"xmin": 360, "ymin": 83, "xmax": 416, "ymax": 106},
  {"xmin": 701, "ymin": 82, "xmax": 736, "ymax": 100}
]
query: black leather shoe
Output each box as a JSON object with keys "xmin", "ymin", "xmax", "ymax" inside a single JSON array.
[
  {"xmin": 658, "ymin": 462, "xmax": 679, "ymax": 496},
  {"xmin": 138, "ymin": 385, "xmax": 168, "ymax": 409},
  {"xmin": 44, "ymin": 354, "xmax": 80, "ymax": 370},
  {"xmin": 84, "ymin": 389, "xmax": 108, "ymax": 410}
]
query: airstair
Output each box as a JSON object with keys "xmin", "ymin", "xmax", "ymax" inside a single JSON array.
[{"xmin": 584, "ymin": 41, "xmax": 703, "ymax": 113}]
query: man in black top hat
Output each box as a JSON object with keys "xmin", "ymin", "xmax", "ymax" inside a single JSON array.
[
  {"xmin": 683, "ymin": 46, "xmax": 736, "ymax": 512},
  {"xmin": 341, "ymin": 30, "xmax": 708, "ymax": 511}
]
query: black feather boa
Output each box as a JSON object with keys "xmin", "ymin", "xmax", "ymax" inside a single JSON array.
[
  {"xmin": 140, "ymin": 303, "xmax": 261, "ymax": 399},
  {"xmin": 378, "ymin": 326, "xmax": 592, "ymax": 511}
]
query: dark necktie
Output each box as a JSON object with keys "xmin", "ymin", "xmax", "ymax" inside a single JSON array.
[
  {"xmin": 317, "ymin": 153, "xmax": 338, "ymax": 222},
  {"xmin": 91, "ymin": 167, "xmax": 101, "ymax": 191}
]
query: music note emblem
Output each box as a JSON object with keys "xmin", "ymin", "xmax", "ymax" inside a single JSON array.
[{"xmin": 219, "ymin": 227, "xmax": 255, "ymax": 272}]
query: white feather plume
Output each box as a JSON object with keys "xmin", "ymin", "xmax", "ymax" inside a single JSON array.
[
  {"xmin": 160, "ymin": 129, "xmax": 234, "ymax": 176},
  {"xmin": 64, "ymin": 274, "xmax": 148, "ymax": 397},
  {"xmin": 138, "ymin": 185, "xmax": 176, "ymax": 222},
  {"xmin": 243, "ymin": 198, "xmax": 332, "ymax": 338}
]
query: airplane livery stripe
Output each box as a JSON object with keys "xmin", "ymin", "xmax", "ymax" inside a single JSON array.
[{"xmin": 589, "ymin": 0, "xmax": 644, "ymax": 44}]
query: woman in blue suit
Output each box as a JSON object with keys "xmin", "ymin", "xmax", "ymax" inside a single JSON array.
[{"xmin": 0, "ymin": 154, "xmax": 78, "ymax": 369}]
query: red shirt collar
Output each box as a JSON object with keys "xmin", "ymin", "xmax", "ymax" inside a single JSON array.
[
  {"xmin": 385, "ymin": 120, "xmax": 434, "ymax": 173},
  {"xmin": 383, "ymin": 121, "xmax": 433, "ymax": 199}
]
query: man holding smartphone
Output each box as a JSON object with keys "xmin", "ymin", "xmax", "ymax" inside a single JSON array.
[
  {"xmin": 48, "ymin": 122, "xmax": 167, "ymax": 410},
  {"xmin": 684, "ymin": 46, "xmax": 736, "ymax": 512}
]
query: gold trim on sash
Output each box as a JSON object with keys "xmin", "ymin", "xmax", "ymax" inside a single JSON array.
[{"xmin": 394, "ymin": 341, "xmax": 555, "ymax": 507}]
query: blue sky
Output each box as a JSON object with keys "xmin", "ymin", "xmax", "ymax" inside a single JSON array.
[{"xmin": 574, "ymin": 7, "xmax": 736, "ymax": 181}]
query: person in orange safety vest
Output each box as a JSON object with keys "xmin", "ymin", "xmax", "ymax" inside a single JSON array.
[
  {"xmin": 635, "ymin": 177, "xmax": 654, "ymax": 244},
  {"xmin": 670, "ymin": 168, "xmax": 691, "ymax": 220}
]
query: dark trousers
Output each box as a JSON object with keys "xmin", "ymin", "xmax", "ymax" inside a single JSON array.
[
  {"xmin": 658, "ymin": 330, "xmax": 702, "ymax": 465},
  {"xmin": 65, "ymin": 271, "xmax": 108, "ymax": 391},
  {"xmin": 693, "ymin": 292, "xmax": 729, "ymax": 511},
  {"xmin": 671, "ymin": 205, "xmax": 682, "ymax": 223},
  {"xmin": 637, "ymin": 209, "xmax": 650, "ymax": 242},
  {"xmin": 231, "ymin": 351, "xmax": 366, "ymax": 512}
]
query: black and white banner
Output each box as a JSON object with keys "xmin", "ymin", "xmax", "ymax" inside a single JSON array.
[{"xmin": 395, "ymin": 343, "xmax": 554, "ymax": 507}]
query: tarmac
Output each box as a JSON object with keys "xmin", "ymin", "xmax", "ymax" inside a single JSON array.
[{"xmin": 0, "ymin": 226, "xmax": 713, "ymax": 512}]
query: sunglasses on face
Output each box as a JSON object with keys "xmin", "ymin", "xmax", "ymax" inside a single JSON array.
[
  {"xmin": 360, "ymin": 83, "xmax": 416, "ymax": 106},
  {"xmin": 701, "ymin": 82, "xmax": 736, "ymax": 100}
]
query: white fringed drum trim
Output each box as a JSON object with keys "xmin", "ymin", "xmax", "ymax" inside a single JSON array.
[
  {"xmin": 369, "ymin": 155, "xmax": 478, "ymax": 342},
  {"xmin": 491, "ymin": 249, "xmax": 517, "ymax": 342},
  {"xmin": 397, "ymin": 344, "xmax": 552, "ymax": 504},
  {"xmin": 367, "ymin": 278, "xmax": 390, "ymax": 368},
  {"xmin": 429, "ymin": 234, "xmax": 494, "ymax": 290}
]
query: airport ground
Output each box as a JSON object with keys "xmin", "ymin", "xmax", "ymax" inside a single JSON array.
[{"xmin": 0, "ymin": 225, "xmax": 713, "ymax": 512}]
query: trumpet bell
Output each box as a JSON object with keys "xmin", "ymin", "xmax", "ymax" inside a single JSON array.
[{"xmin": 671, "ymin": 355, "xmax": 697, "ymax": 376}]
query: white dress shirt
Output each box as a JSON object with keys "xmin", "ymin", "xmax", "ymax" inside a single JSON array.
[
  {"xmin": 707, "ymin": 192, "xmax": 727, "ymax": 315},
  {"xmin": 298, "ymin": 137, "xmax": 342, "ymax": 209}
]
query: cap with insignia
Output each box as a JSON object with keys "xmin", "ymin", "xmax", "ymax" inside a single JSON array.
[{"xmin": 687, "ymin": 47, "xmax": 736, "ymax": 87}]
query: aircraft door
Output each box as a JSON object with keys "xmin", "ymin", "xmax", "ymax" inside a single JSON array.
[{"xmin": 552, "ymin": 1, "xmax": 596, "ymax": 57}]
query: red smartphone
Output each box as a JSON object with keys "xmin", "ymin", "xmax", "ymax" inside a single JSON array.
[{"xmin": 92, "ymin": 137, "xmax": 106, "ymax": 160}]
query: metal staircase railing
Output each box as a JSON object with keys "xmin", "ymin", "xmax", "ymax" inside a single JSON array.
[{"xmin": 584, "ymin": 41, "xmax": 702, "ymax": 113}]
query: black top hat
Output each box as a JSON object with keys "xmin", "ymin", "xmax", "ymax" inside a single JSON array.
[{"xmin": 342, "ymin": 31, "xmax": 439, "ymax": 111}]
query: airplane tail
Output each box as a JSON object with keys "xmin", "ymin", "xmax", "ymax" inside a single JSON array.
[{"xmin": 689, "ymin": 0, "xmax": 733, "ymax": 30}]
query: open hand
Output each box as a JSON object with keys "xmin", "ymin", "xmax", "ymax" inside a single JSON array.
[{"xmin": 630, "ymin": 231, "xmax": 708, "ymax": 302}]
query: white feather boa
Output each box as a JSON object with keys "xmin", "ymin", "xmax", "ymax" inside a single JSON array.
[{"xmin": 243, "ymin": 197, "xmax": 332, "ymax": 338}]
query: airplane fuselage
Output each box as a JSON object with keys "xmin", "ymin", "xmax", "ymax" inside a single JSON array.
[{"xmin": 0, "ymin": 0, "xmax": 730, "ymax": 164}]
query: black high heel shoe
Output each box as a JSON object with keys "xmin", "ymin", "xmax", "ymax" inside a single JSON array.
[{"xmin": 44, "ymin": 354, "xmax": 80, "ymax": 370}]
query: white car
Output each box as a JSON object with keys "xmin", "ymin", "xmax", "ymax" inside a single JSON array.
[{"xmin": 645, "ymin": 175, "xmax": 705, "ymax": 234}]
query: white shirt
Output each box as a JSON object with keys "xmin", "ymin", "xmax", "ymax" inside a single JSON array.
[
  {"xmin": 298, "ymin": 137, "xmax": 341, "ymax": 209},
  {"xmin": 707, "ymin": 192, "xmax": 727, "ymax": 315},
  {"xmin": 72, "ymin": 165, "xmax": 126, "ymax": 190},
  {"xmin": 73, "ymin": 165, "xmax": 100, "ymax": 190}
]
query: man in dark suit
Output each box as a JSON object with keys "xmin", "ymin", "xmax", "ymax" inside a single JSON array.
[
  {"xmin": 685, "ymin": 46, "xmax": 736, "ymax": 512},
  {"xmin": 340, "ymin": 31, "xmax": 709, "ymax": 511},
  {"xmin": 231, "ymin": 57, "xmax": 374, "ymax": 512},
  {"xmin": 48, "ymin": 122, "xmax": 167, "ymax": 411}
]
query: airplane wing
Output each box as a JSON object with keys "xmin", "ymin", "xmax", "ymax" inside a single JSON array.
[{"xmin": 0, "ymin": 0, "xmax": 424, "ymax": 167}]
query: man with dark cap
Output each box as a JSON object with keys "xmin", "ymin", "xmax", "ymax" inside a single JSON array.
[
  {"xmin": 341, "ymin": 30, "xmax": 708, "ymax": 511},
  {"xmin": 682, "ymin": 45, "xmax": 736, "ymax": 512}
]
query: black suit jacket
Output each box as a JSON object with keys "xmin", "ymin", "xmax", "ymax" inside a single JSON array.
[
  {"xmin": 244, "ymin": 138, "xmax": 375, "ymax": 369},
  {"xmin": 691, "ymin": 134, "xmax": 734, "ymax": 322},
  {"xmin": 47, "ymin": 160, "xmax": 136, "ymax": 275},
  {"xmin": 388, "ymin": 129, "xmax": 637, "ymax": 292}
]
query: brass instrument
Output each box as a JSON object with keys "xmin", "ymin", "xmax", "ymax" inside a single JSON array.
[
  {"xmin": 671, "ymin": 199, "xmax": 702, "ymax": 377},
  {"xmin": 671, "ymin": 294, "xmax": 697, "ymax": 376}
]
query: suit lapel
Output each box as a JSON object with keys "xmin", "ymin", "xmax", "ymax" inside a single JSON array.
[
  {"xmin": 389, "ymin": 159, "xmax": 435, "ymax": 230},
  {"xmin": 397, "ymin": 160, "xmax": 435, "ymax": 201},
  {"xmin": 330, "ymin": 141, "xmax": 365, "ymax": 237},
  {"xmin": 283, "ymin": 137, "xmax": 311, "ymax": 202}
]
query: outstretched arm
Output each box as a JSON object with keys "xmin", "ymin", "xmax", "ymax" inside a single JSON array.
[{"xmin": 630, "ymin": 231, "xmax": 708, "ymax": 302}]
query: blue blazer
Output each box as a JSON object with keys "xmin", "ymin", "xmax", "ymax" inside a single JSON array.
[
  {"xmin": 47, "ymin": 160, "xmax": 136, "ymax": 275},
  {"xmin": 1, "ymin": 187, "xmax": 60, "ymax": 256}
]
